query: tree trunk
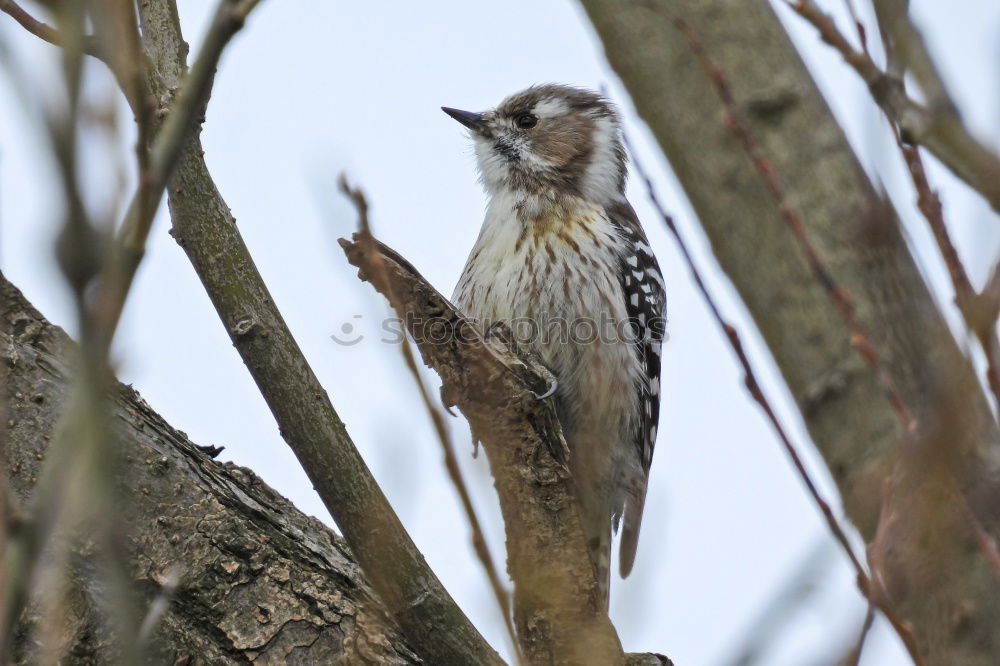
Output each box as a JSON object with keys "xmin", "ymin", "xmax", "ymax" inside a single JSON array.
[
  {"xmin": 2, "ymin": 274, "xmax": 419, "ymax": 665},
  {"xmin": 577, "ymin": 1, "xmax": 1000, "ymax": 663}
]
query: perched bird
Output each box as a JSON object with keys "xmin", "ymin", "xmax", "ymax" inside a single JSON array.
[{"xmin": 443, "ymin": 84, "xmax": 666, "ymax": 604}]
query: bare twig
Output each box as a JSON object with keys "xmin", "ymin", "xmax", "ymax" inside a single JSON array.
[
  {"xmin": 897, "ymin": 143, "xmax": 1000, "ymax": 411},
  {"xmin": 338, "ymin": 178, "xmax": 521, "ymax": 663},
  {"xmin": 90, "ymin": 0, "xmax": 154, "ymax": 183},
  {"xmin": 851, "ymin": 5, "xmax": 1000, "ymax": 586},
  {"xmin": 839, "ymin": 0, "xmax": 1000, "ymax": 414},
  {"xmin": 844, "ymin": 603, "xmax": 876, "ymax": 666},
  {"xmin": 2, "ymin": 2, "xmax": 263, "ymax": 661},
  {"xmin": 0, "ymin": 3, "xmax": 105, "ymax": 655},
  {"xmin": 3, "ymin": 6, "xmax": 148, "ymax": 656},
  {"xmin": 870, "ymin": 0, "xmax": 958, "ymax": 116},
  {"xmin": 0, "ymin": 0, "xmax": 105, "ymax": 60},
  {"xmin": 841, "ymin": 0, "xmax": 870, "ymax": 57},
  {"xmin": 857, "ymin": 0, "xmax": 1000, "ymax": 415},
  {"xmin": 787, "ymin": 0, "xmax": 1000, "ymax": 215},
  {"xmin": 977, "ymin": 263, "xmax": 1000, "ymax": 328}
]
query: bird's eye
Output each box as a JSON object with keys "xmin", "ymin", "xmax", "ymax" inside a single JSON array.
[{"xmin": 515, "ymin": 113, "xmax": 538, "ymax": 129}]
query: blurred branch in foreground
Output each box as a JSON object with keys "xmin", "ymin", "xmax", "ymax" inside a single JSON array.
[
  {"xmin": 1, "ymin": 0, "xmax": 264, "ymax": 660},
  {"xmin": 578, "ymin": 0, "xmax": 1000, "ymax": 663},
  {"xmin": 3, "ymin": 0, "xmax": 501, "ymax": 663},
  {"xmin": 0, "ymin": 0, "xmax": 104, "ymax": 60},
  {"xmin": 795, "ymin": 0, "xmax": 1000, "ymax": 413}
]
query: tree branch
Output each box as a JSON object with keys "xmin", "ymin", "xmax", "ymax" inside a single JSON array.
[
  {"xmin": 788, "ymin": 0, "xmax": 1000, "ymax": 215},
  {"xmin": 576, "ymin": 0, "xmax": 1000, "ymax": 663},
  {"xmin": 129, "ymin": 1, "xmax": 502, "ymax": 663},
  {"xmin": 338, "ymin": 234, "xmax": 630, "ymax": 665},
  {"xmin": 338, "ymin": 179, "xmax": 521, "ymax": 663},
  {"xmin": 0, "ymin": 0, "xmax": 104, "ymax": 60},
  {"xmin": 94, "ymin": 0, "xmax": 263, "ymax": 355},
  {"xmin": 624, "ymin": 132, "xmax": 922, "ymax": 664},
  {"xmin": 1, "ymin": 274, "xmax": 421, "ymax": 664}
]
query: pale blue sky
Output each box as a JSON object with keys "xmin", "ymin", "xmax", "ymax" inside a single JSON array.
[{"xmin": 1, "ymin": 2, "xmax": 997, "ymax": 664}]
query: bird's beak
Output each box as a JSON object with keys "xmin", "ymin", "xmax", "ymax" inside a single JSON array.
[{"xmin": 441, "ymin": 107, "xmax": 485, "ymax": 132}]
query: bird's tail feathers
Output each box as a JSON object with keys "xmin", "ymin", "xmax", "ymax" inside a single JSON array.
[{"xmin": 618, "ymin": 481, "xmax": 648, "ymax": 578}]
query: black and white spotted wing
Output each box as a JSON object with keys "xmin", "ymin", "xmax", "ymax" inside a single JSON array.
[
  {"xmin": 607, "ymin": 199, "xmax": 666, "ymax": 576},
  {"xmin": 608, "ymin": 200, "xmax": 665, "ymax": 471}
]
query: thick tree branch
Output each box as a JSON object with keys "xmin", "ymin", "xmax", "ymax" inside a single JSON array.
[
  {"xmin": 129, "ymin": 1, "xmax": 501, "ymax": 663},
  {"xmin": 339, "ymin": 234, "xmax": 626, "ymax": 665},
  {"xmin": 2, "ymin": 274, "xmax": 420, "ymax": 664}
]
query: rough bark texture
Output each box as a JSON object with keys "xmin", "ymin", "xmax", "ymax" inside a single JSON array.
[
  {"xmin": 577, "ymin": 1, "xmax": 1000, "ymax": 663},
  {"xmin": 2, "ymin": 274, "xmax": 420, "ymax": 665},
  {"xmin": 340, "ymin": 235, "xmax": 630, "ymax": 666},
  {"xmin": 133, "ymin": 2, "xmax": 502, "ymax": 664}
]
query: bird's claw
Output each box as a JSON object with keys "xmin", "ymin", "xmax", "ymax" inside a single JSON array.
[{"xmin": 532, "ymin": 378, "xmax": 558, "ymax": 400}]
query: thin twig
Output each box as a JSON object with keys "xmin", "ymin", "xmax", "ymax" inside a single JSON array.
[
  {"xmin": 841, "ymin": 0, "xmax": 870, "ymax": 57},
  {"xmin": 1, "ymin": 3, "xmax": 145, "ymax": 658},
  {"xmin": 91, "ymin": 0, "xmax": 154, "ymax": 194},
  {"xmin": 858, "ymin": 0, "xmax": 1000, "ymax": 415},
  {"xmin": 338, "ymin": 177, "xmax": 521, "ymax": 663},
  {"xmin": 844, "ymin": 603, "xmax": 876, "ymax": 666},
  {"xmin": 0, "ymin": 0, "xmax": 105, "ymax": 60},
  {"xmin": 787, "ymin": 0, "xmax": 1000, "ymax": 215},
  {"xmin": 2, "ymin": 2, "xmax": 262, "ymax": 660},
  {"xmin": 870, "ymin": 0, "xmax": 958, "ymax": 116},
  {"xmin": 854, "ymin": 0, "xmax": 1000, "ymax": 585},
  {"xmin": 897, "ymin": 143, "xmax": 1000, "ymax": 411},
  {"xmin": 843, "ymin": 0, "xmax": 1000, "ymax": 412}
]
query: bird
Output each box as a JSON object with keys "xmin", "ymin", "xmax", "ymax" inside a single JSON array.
[{"xmin": 443, "ymin": 84, "xmax": 666, "ymax": 605}]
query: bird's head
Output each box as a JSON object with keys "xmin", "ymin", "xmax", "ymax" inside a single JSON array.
[{"xmin": 443, "ymin": 84, "xmax": 626, "ymax": 204}]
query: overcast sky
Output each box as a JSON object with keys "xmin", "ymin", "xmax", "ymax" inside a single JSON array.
[{"xmin": 2, "ymin": 1, "xmax": 998, "ymax": 664}]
